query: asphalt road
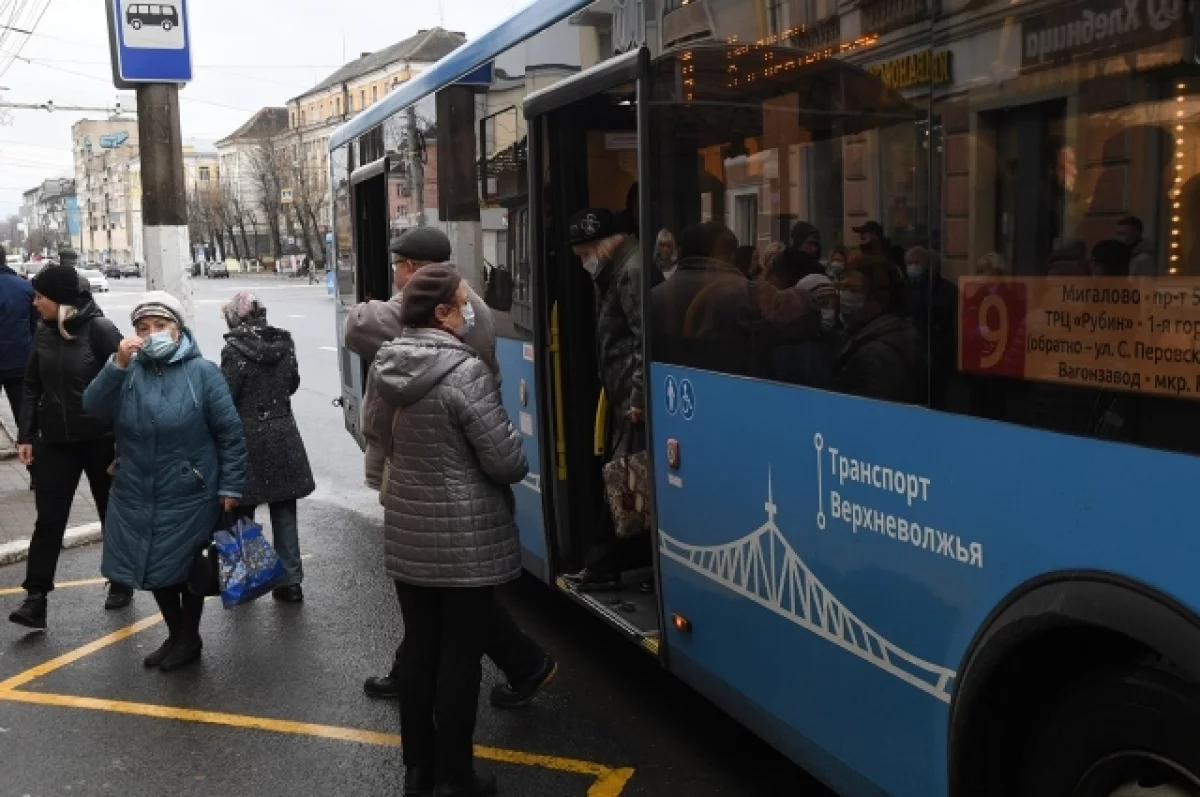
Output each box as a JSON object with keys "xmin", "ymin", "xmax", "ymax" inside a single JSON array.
[{"xmin": 0, "ymin": 275, "xmax": 830, "ymax": 797}]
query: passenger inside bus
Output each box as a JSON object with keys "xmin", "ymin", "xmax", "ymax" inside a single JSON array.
[{"xmin": 561, "ymin": 207, "xmax": 651, "ymax": 593}]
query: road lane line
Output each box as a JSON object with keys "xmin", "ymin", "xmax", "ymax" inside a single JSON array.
[
  {"xmin": 0, "ymin": 578, "xmax": 107, "ymax": 596},
  {"xmin": 0, "ymin": 614, "xmax": 163, "ymax": 692},
  {"xmin": 0, "ymin": 690, "xmax": 635, "ymax": 790}
]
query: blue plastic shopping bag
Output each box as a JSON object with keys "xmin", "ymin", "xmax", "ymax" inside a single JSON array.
[{"xmin": 214, "ymin": 517, "xmax": 287, "ymax": 609}]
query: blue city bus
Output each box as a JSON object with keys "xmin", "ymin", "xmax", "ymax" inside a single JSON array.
[{"xmin": 328, "ymin": 0, "xmax": 1200, "ymax": 793}]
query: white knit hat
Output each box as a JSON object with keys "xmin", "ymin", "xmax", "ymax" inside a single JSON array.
[{"xmin": 131, "ymin": 290, "xmax": 185, "ymax": 328}]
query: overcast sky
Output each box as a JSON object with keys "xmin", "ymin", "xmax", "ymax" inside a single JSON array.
[{"xmin": 0, "ymin": 0, "xmax": 523, "ymax": 216}]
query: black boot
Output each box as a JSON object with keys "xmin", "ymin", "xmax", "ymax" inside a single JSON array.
[
  {"xmin": 403, "ymin": 767, "xmax": 435, "ymax": 797},
  {"xmin": 434, "ymin": 774, "xmax": 497, "ymax": 797},
  {"xmin": 158, "ymin": 637, "xmax": 202, "ymax": 672},
  {"xmin": 104, "ymin": 582, "xmax": 134, "ymax": 610},
  {"xmin": 143, "ymin": 636, "xmax": 175, "ymax": 668},
  {"xmin": 363, "ymin": 675, "xmax": 399, "ymax": 699},
  {"xmin": 8, "ymin": 592, "xmax": 47, "ymax": 630}
]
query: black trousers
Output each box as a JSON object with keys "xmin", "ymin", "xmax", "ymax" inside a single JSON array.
[
  {"xmin": 23, "ymin": 438, "xmax": 115, "ymax": 594},
  {"xmin": 395, "ymin": 582, "xmax": 494, "ymax": 784},
  {"xmin": 388, "ymin": 582, "xmax": 543, "ymax": 685}
]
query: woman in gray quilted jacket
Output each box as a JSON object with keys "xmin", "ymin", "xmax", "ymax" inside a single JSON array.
[{"xmin": 373, "ymin": 264, "xmax": 530, "ymax": 797}]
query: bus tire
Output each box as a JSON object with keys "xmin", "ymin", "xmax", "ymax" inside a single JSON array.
[
  {"xmin": 1018, "ymin": 663, "xmax": 1200, "ymax": 796},
  {"xmin": 162, "ymin": 20, "xmax": 173, "ymax": 30},
  {"xmin": 131, "ymin": 19, "xmax": 142, "ymax": 29}
]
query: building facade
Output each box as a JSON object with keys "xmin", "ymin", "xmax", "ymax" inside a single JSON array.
[
  {"xmin": 215, "ymin": 107, "xmax": 289, "ymax": 261},
  {"xmin": 72, "ymin": 118, "xmax": 140, "ymax": 264},
  {"xmin": 19, "ymin": 178, "xmax": 78, "ymax": 256}
]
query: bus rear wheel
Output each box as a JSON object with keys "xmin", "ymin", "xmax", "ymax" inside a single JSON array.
[
  {"xmin": 130, "ymin": 19, "xmax": 142, "ymax": 29},
  {"xmin": 161, "ymin": 20, "xmax": 173, "ymax": 30},
  {"xmin": 1019, "ymin": 664, "xmax": 1200, "ymax": 797}
]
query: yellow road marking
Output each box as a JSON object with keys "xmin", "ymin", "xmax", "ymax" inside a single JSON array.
[
  {"xmin": 0, "ymin": 613, "xmax": 636, "ymax": 795},
  {"xmin": 0, "ymin": 614, "xmax": 163, "ymax": 692},
  {"xmin": 0, "ymin": 578, "xmax": 108, "ymax": 596},
  {"xmin": 0, "ymin": 555, "xmax": 313, "ymax": 596},
  {"xmin": 0, "ymin": 689, "xmax": 631, "ymax": 792}
]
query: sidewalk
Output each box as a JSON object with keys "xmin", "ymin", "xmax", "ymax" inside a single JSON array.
[{"xmin": 0, "ymin": 401, "xmax": 102, "ymax": 551}]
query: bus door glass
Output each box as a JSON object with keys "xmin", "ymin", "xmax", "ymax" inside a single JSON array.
[
  {"xmin": 339, "ymin": 154, "xmax": 390, "ymax": 444},
  {"xmin": 528, "ymin": 65, "xmax": 662, "ymax": 651}
]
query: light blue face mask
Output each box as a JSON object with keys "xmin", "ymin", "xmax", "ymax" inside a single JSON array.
[
  {"xmin": 826, "ymin": 261, "xmax": 845, "ymax": 279},
  {"xmin": 820, "ymin": 308, "xmax": 838, "ymax": 331},
  {"xmin": 906, "ymin": 265, "xmax": 925, "ymax": 283},
  {"xmin": 141, "ymin": 330, "xmax": 178, "ymax": 360}
]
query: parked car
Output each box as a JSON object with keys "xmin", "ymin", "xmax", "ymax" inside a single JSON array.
[
  {"xmin": 119, "ymin": 262, "xmax": 141, "ymax": 277},
  {"xmin": 208, "ymin": 262, "xmax": 230, "ymax": 278},
  {"xmin": 102, "ymin": 263, "xmax": 123, "ymax": 279},
  {"xmin": 79, "ymin": 268, "xmax": 109, "ymax": 293}
]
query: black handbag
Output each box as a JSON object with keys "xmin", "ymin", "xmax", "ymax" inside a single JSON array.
[{"xmin": 187, "ymin": 511, "xmax": 236, "ymax": 597}]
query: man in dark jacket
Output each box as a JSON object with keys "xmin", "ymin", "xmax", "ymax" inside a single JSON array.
[
  {"xmin": 0, "ymin": 245, "xmax": 35, "ymax": 445},
  {"xmin": 9, "ymin": 264, "xmax": 132, "ymax": 630},
  {"xmin": 563, "ymin": 208, "xmax": 650, "ymax": 591}
]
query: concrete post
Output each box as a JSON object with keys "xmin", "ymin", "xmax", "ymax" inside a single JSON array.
[{"xmin": 136, "ymin": 83, "xmax": 193, "ymax": 323}]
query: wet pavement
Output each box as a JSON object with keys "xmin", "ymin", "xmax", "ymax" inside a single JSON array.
[{"xmin": 0, "ymin": 276, "xmax": 829, "ymax": 796}]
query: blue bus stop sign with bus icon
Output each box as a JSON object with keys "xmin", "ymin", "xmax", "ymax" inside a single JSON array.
[{"xmin": 108, "ymin": 0, "xmax": 192, "ymax": 84}]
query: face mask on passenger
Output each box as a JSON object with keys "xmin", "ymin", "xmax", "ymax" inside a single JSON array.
[
  {"xmin": 826, "ymin": 261, "xmax": 845, "ymax": 279},
  {"xmin": 141, "ymin": 330, "xmax": 178, "ymax": 360},
  {"xmin": 820, "ymin": 308, "xmax": 837, "ymax": 331},
  {"xmin": 840, "ymin": 291, "xmax": 866, "ymax": 323},
  {"xmin": 906, "ymin": 264, "xmax": 925, "ymax": 283},
  {"xmin": 582, "ymin": 255, "xmax": 601, "ymax": 276}
]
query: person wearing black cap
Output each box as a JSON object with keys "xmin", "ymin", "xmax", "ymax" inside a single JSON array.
[
  {"xmin": 8, "ymin": 263, "xmax": 132, "ymax": 631},
  {"xmin": 563, "ymin": 207, "xmax": 650, "ymax": 591},
  {"xmin": 346, "ymin": 227, "xmax": 555, "ymax": 711},
  {"xmin": 344, "ymin": 226, "xmax": 498, "ymax": 491},
  {"xmin": 373, "ymin": 264, "xmax": 541, "ymax": 797}
]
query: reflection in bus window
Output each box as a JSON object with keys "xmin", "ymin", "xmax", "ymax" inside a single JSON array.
[{"xmin": 940, "ymin": 0, "xmax": 1199, "ymax": 456}]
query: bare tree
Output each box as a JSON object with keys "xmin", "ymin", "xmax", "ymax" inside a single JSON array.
[
  {"xmin": 248, "ymin": 134, "xmax": 288, "ymax": 264},
  {"xmin": 287, "ymin": 129, "xmax": 328, "ymax": 267}
]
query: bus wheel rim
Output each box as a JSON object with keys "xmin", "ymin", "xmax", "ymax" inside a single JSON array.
[{"xmin": 1073, "ymin": 752, "xmax": 1200, "ymax": 797}]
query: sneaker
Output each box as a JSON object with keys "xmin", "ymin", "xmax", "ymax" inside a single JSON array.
[
  {"xmin": 363, "ymin": 675, "xmax": 400, "ymax": 699},
  {"xmin": 104, "ymin": 583, "xmax": 134, "ymax": 611},
  {"xmin": 8, "ymin": 592, "xmax": 47, "ymax": 630},
  {"xmin": 434, "ymin": 774, "xmax": 497, "ymax": 797},
  {"xmin": 159, "ymin": 638, "xmax": 202, "ymax": 672},
  {"xmin": 403, "ymin": 767, "xmax": 435, "ymax": 797},
  {"xmin": 489, "ymin": 654, "xmax": 558, "ymax": 709},
  {"xmin": 143, "ymin": 637, "xmax": 174, "ymax": 668},
  {"xmin": 272, "ymin": 585, "xmax": 303, "ymax": 603}
]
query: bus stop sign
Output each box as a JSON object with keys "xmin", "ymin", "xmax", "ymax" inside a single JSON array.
[{"xmin": 106, "ymin": 0, "xmax": 193, "ymax": 86}]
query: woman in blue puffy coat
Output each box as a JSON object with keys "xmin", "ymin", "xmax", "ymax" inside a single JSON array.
[{"xmin": 84, "ymin": 291, "xmax": 247, "ymax": 673}]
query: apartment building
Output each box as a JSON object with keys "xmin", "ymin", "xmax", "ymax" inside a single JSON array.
[
  {"xmin": 215, "ymin": 107, "xmax": 289, "ymax": 258},
  {"xmin": 20, "ymin": 178, "xmax": 79, "ymax": 255},
  {"xmin": 128, "ymin": 144, "xmax": 219, "ymax": 265},
  {"xmin": 72, "ymin": 118, "xmax": 140, "ymax": 264}
]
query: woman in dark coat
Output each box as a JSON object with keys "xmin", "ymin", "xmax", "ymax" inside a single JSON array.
[
  {"xmin": 8, "ymin": 262, "xmax": 132, "ymax": 632},
  {"xmin": 220, "ymin": 292, "xmax": 314, "ymax": 603}
]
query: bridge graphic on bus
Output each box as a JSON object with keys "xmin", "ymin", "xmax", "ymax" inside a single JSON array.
[{"xmin": 658, "ymin": 471, "xmax": 957, "ymax": 703}]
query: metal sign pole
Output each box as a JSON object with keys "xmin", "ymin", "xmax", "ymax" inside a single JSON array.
[{"xmin": 106, "ymin": 0, "xmax": 194, "ymax": 322}]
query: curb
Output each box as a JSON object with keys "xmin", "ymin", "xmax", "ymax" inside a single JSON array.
[{"xmin": 0, "ymin": 522, "xmax": 103, "ymax": 568}]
